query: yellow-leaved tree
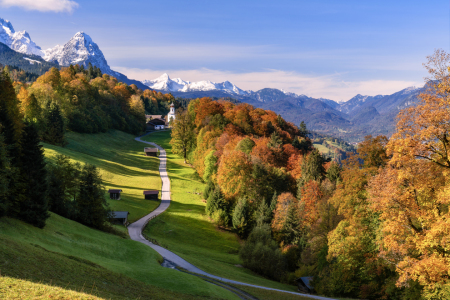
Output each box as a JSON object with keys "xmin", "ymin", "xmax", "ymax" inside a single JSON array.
[{"xmin": 369, "ymin": 49, "xmax": 450, "ymax": 298}]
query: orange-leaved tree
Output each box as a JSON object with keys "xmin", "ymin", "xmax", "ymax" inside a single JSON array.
[{"xmin": 369, "ymin": 49, "xmax": 450, "ymax": 298}]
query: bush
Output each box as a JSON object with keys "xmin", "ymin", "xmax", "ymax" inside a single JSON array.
[{"xmin": 239, "ymin": 224, "xmax": 286, "ymax": 281}]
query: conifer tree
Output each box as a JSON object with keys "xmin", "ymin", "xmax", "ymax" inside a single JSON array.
[
  {"xmin": 298, "ymin": 149, "xmax": 326, "ymax": 187},
  {"xmin": 18, "ymin": 121, "xmax": 49, "ymax": 228},
  {"xmin": 0, "ymin": 130, "xmax": 11, "ymax": 217},
  {"xmin": 232, "ymin": 197, "xmax": 252, "ymax": 237},
  {"xmin": 0, "ymin": 69, "xmax": 23, "ymax": 216},
  {"xmin": 75, "ymin": 164, "xmax": 109, "ymax": 229},
  {"xmin": 43, "ymin": 102, "xmax": 65, "ymax": 146},
  {"xmin": 299, "ymin": 121, "xmax": 309, "ymax": 137},
  {"xmin": 267, "ymin": 131, "xmax": 282, "ymax": 149}
]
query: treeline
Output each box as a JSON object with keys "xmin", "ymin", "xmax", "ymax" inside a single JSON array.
[
  {"xmin": 13, "ymin": 64, "xmax": 174, "ymax": 139},
  {"xmin": 171, "ymin": 50, "xmax": 450, "ymax": 300},
  {"xmin": 0, "ymin": 64, "xmax": 40, "ymax": 83},
  {"xmin": 0, "ymin": 69, "xmax": 110, "ymax": 230}
]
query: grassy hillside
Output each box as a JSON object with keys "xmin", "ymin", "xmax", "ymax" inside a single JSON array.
[
  {"xmin": 0, "ymin": 215, "xmax": 237, "ymax": 300},
  {"xmin": 143, "ymin": 131, "xmax": 299, "ymax": 292},
  {"xmin": 0, "ymin": 130, "xmax": 239, "ymax": 300},
  {"xmin": 43, "ymin": 130, "xmax": 162, "ymax": 222}
]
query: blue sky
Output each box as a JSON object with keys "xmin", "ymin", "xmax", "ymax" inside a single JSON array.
[{"xmin": 1, "ymin": 0, "xmax": 448, "ymax": 101}]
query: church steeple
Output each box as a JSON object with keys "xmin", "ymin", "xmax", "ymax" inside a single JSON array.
[{"xmin": 168, "ymin": 102, "xmax": 176, "ymax": 123}]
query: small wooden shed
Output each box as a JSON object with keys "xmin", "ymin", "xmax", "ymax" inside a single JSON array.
[
  {"xmin": 144, "ymin": 147, "xmax": 158, "ymax": 157},
  {"xmin": 110, "ymin": 211, "xmax": 129, "ymax": 225},
  {"xmin": 108, "ymin": 189, "xmax": 122, "ymax": 200},
  {"xmin": 143, "ymin": 190, "xmax": 159, "ymax": 200},
  {"xmin": 295, "ymin": 277, "xmax": 314, "ymax": 294}
]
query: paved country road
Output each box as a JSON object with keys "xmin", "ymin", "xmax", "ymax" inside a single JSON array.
[{"xmin": 129, "ymin": 135, "xmax": 337, "ymax": 300}]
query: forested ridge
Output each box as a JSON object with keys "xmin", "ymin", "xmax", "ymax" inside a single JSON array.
[{"xmin": 170, "ymin": 50, "xmax": 450, "ymax": 300}]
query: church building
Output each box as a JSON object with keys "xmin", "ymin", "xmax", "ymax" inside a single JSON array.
[{"xmin": 167, "ymin": 102, "xmax": 176, "ymax": 124}]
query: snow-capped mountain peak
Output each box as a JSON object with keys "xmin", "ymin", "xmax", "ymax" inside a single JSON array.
[
  {"xmin": 0, "ymin": 17, "xmax": 44, "ymax": 56},
  {"xmin": 143, "ymin": 73, "xmax": 249, "ymax": 96},
  {"xmin": 43, "ymin": 31, "xmax": 113, "ymax": 74}
]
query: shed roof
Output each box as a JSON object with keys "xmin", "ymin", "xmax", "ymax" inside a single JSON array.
[
  {"xmin": 108, "ymin": 189, "xmax": 122, "ymax": 193},
  {"xmin": 110, "ymin": 211, "xmax": 129, "ymax": 219},
  {"xmin": 147, "ymin": 119, "xmax": 166, "ymax": 125},
  {"xmin": 146, "ymin": 115, "xmax": 163, "ymax": 119},
  {"xmin": 144, "ymin": 147, "xmax": 158, "ymax": 152},
  {"xmin": 295, "ymin": 277, "xmax": 314, "ymax": 290},
  {"xmin": 143, "ymin": 190, "xmax": 159, "ymax": 195}
]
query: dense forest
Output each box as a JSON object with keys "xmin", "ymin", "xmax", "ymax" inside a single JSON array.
[{"xmin": 170, "ymin": 50, "xmax": 450, "ymax": 300}]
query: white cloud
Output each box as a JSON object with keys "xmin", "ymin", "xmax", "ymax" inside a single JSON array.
[
  {"xmin": 0, "ymin": 0, "xmax": 78, "ymax": 13},
  {"xmin": 113, "ymin": 67, "xmax": 422, "ymax": 102}
]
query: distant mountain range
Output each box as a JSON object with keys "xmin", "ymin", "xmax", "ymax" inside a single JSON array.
[
  {"xmin": 141, "ymin": 73, "xmax": 422, "ymax": 141},
  {"xmin": 0, "ymin": 17, "xmax": 423, "ymax": 142}
]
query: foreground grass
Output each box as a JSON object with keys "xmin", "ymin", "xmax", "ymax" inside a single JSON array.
[
  {"xmin": 143, "ymin": 131, "xmax": 298, "ymax": 292},
  {"xmin": 0, "ymin": 276, "xmax": 105, "ymax": 300},
  {"xmin": 43, "ymin": 130, "xmax": 162, "ymax": 223},
  {"xmin": 0, "ymin": 214, "xmax": 238, "ymax": 300},
  {"xmin": 230, "ymin": 284, "xmax": 313, "ymax": 300},
  {"xmin": 0, "ymin": 130, "xmax": 240, "ymax": 300}
]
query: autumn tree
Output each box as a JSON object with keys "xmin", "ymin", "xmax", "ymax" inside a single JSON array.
[
  {"xmin": 170, "ymin": 110, "xmax": 194, "ymax": 163},
  {"xmin": 217, "ymin": 150, "xmax": 253, "ymax": 199},
  {"xmin": 368, "ymin": 49, "xmax": 450, "ymax": 298}
]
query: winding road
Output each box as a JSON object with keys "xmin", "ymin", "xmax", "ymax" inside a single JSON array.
[{"xmin": 128, "ymin": 135, "xmax": 337, "ymax": 300}]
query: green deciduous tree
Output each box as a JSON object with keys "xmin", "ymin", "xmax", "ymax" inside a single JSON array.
[{"xmin": 170, "ymin": 110, "xmax": 194, "ymax": 163}]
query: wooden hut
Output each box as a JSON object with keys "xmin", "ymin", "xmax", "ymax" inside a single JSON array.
[
  {"xmin": 295, "ymin": 277, "xmax": 314, "ymax": 294},
  {"xmin": 108, "ymin": 189, "xmax": 122, "ymax": 200},
  {"xmin": 143, "ymin": 190, "xmax": 159, "ymax": 200},
  {"xmin": 110, "ymin": 211, "xmax": 129, "ymax": 225},
  {"xmin": 144, "ymin": 147, "xmax": 158, "ymax": 157}
]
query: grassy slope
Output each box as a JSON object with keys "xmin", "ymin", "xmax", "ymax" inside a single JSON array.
[
  {"xmin": 43, "ymin": 130, "xmax": 161, "ymax": 223},
  {"xmin": 312, "ymin": 143, "xmax": 331, "ymax": 155},
  {"xmin": 0, "ymin": 215, "xmax": 237, "ymax": 300},
  {"xmin": 143, "ymin": 131, "xmax": 298, "ymax": 292},
  {"xmin": 0, "ymin": 130, "xmax": 239, "ymax": 300},
  {"xmin": 1, "ymin": 276, "xmax": 105, "ymax": 300}
]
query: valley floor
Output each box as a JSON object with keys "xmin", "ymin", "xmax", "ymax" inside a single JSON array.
[{"xmin": 0, "ymin": 130, "xmax": 329, "ymax": 300}]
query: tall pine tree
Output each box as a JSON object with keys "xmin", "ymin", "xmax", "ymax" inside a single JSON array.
[
  {"xmin": 43, "ymin": 102, "xmax": 66, "ymax": 146},
  {"xmin": 18, "ymin": 121, "xmax": 49, "ymax": 228},
  {"xmin": 0, "ymin": 69, "xmax": 23, "ymax": 217},
  {"xmin": 75, "ymin": 164, "xmax": 109, "ymax": 229}
]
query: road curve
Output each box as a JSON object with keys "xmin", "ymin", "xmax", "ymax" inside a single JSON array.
[{"xmin": 129, "ymin": 135, "xmax": 337, "ymax": 300}]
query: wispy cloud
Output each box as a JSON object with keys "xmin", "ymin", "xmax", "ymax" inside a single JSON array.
[
  {"xmin": 113, "ymin": 67, "xmax": 422, "ymax": 102},
  {"xmin": 0, "ymin": 0, "xmax": 79, "ymax": 13}
]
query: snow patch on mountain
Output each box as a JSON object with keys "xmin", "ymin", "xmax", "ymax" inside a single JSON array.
[
  {"xmin": 0, "ymin": 18, "xmax": 44, "ymax": 56},
  {"xmin": 400, "ymin": 86, "xmax": 420, "ymax": 95},
  {"xmin": 143, "ymin": 73, "xmax": 250, "ymax": 96},
  {"xmin": 23, "ymin": 57, "xmax": 42, "ymax": 65}
]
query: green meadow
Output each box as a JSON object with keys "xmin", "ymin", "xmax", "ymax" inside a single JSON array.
[
  {"xmin": 0, "ymin": 130, "xmax": 239, "ymax": 300},
  {"xmin": 143, "ymin": 131, "xmax": 298, "ymax": 292},
  {"xmin": 43, "ymin": 130, "xmax": 162, "ymax": 223}
]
